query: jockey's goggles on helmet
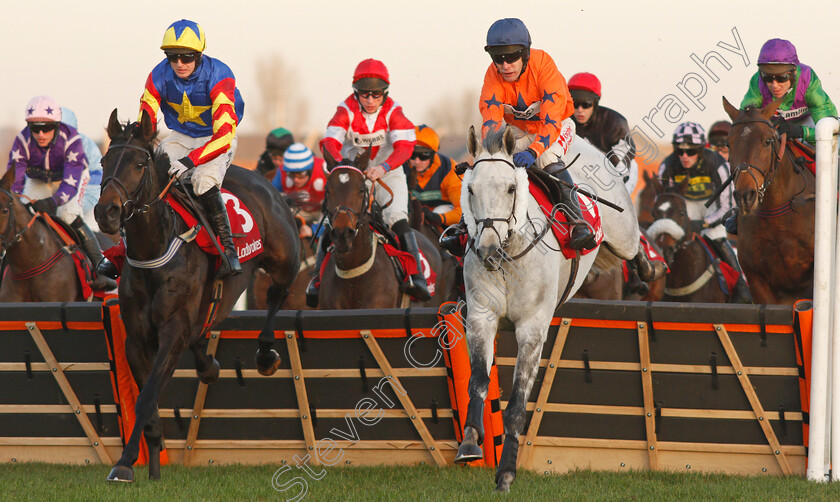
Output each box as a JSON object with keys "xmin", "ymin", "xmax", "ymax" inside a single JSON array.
[
  {"xmin": 574, "ymin": 99, "xmax": 596, "ymax": 110},
  {"xmin": 677, "ymin": 148, "xmax": 700, "ymax": 157},
  {"xmin": 490, "ymin": 49, "xmax": 526, "ymax": 65},
  {"xmin": 28, "ymin": 122, "xmax": 58, "ymax": 134},
  {"xmin": 760, "ymin": 71, "xmax": 793, "ymax": 84},
  {"xmin": 410, "ymin": 150, "xmax": 433, "ymax": 161},
  {"xmin": 165, "ymin": 51, "xmax": 199, "ymax": 64},
  {"xmin": 709, "ymin": 136, "xmax": 728, "ymax": 148},
  {"xmin": 357, "ymin": 90, "xmax": 385, "ymax": 99}
]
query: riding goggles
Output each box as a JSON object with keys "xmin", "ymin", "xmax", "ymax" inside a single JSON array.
[
  {"xmin": 677, "ymin": 148, "xmax": 700, "ymax": 157},
  {"xmin": 760, "ymin": 71, "xmax": 793, "ymax": 84},
  {"xmin": 490, "ymin": 50, "xmax": 526, "ymax": 65},
  {"xmin": 357, "ymin": 90, "xmax": 385, "ymax": 99},
  {"xmin": 165, "ymin": 51, "xmax": 200, "ymax": 64},
  {"xmin": 28, "ymin": 122, "xmax": 58, "ymax": 134},
  {"xmin": 574, "ymin": 100, "xmax": 595, "ymax": 110},
  {"xmin": 410, "ymin": 150, "xmax": 433, "ymax": 161}
]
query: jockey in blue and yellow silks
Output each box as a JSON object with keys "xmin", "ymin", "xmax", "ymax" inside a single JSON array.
[{"xmin": 138, "ymin": 19, "xmax": 245, "ymax": 278}]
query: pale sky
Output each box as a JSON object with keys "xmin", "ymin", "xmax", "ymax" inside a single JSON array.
[{"xmin": 3, "ymin": 0, "xmax": 838, "ymax": 146}]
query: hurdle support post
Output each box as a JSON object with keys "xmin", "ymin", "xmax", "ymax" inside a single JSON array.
[{"xmin": 809, "ymin": 116, "xmax": 840, "ymax": 482}]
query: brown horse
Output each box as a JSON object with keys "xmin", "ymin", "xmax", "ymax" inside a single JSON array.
[
  {"xmin": 0, "ymin": 172, "xmax": 87, "ymax": 301},
  {"xmin": 249, "ymin": 235, "xmax": 316, "ymax": 310},
  {"xmin": 723, "ymin": 97, "xmax": 815, "ymax": 304},
  {"xmin": 317, "ymin": 154, "xmax": 444, "ymax": 309},
  {"xmin": 648, "ymin": 178, "xmax": 729, "ymax": 303},
  {"xmin": 96, "ymin": 110, "xmax": 300, "ymax": 482},
  {"xmin": 635, "ymin": 170, "xmax": 658, "ymax": 229}
]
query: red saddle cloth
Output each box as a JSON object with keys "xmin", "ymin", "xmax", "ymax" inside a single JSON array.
[
  {"xmin": 318, "ymin": 230, "xmax": 437, "ymax": 298},
  {"xmin": 166, "ymin": 189, "xmax": 263, "ymax": 262},
  {"xmin": 698, "ymin": 237, "xmax": 740, "ymax": 294},
  {"xmin": 787, "ymin": 140, "xmax": 815, "ymax": 176},
  {"xmin": 528, "ymin": 182, "xmax": 603, "ymax": 259}
]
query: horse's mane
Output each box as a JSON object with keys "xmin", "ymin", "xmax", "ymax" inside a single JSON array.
[{"xmin": 482, "ymin": 127, "xmax": 508, "ymax": 155}]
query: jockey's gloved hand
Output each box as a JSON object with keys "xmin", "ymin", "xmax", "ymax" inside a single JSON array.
[
  {"xmin": 422, "ymin": 207, "xmax": 443, "ymax": 226},
  {"xmin": 31, "ymin": 197, "xmax": 57, "ymax": 215},
  {"xmin": 775, "ymin": 121, "xmax": 803, "ymax": 140},
  {"xmin": 513, "ymin": 149, "xmax": 537, "ymax": 168},
  {"xmin": 168, "ymin": 157, "xmax": 192, "ymax": 179}
]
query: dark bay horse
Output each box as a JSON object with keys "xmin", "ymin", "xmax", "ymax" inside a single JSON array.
[
  {"xmin": 317, "ymin": 154, "xmax": 444, "ymax": 309},
  {"xmin": 723, "ymin": 97, "xmax": 815, "ymax": 304},
  {"xmin": 96, "ymin": 110, "xmax": 300, "ymax": 482},
  {"xmin": 0, "ymin": 170, "xmax": 86, "ymax": 301},
  {"xmin": 648, "ymin": 178, "xmax": 728, "ymax": 303}
]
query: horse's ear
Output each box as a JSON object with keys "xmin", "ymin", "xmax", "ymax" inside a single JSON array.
[
  {"xmin": 467, "ymin": 125, "xmax": 480, "ymax": 157},
  {"xmin": 139, "ymin": 110, "xmax": 155, "ymax": 141},
  {"xmin": 106, "ymin": 109, "xmax": 122, "ymax": 140},
  {"xmin": 651, "ymin": 175, "xmax": 665, "ymax": 195},
  {"xmin": 322, "ymin": 146, "xmax": 339, "ymax": 172},
  {"xmin": 643, "ymin": 170, "xmax": 653, "ymax": 183},
  {"xmin": 761, "ymin": 98, "xmax": 784, "ymax": 121},
  {"xmin": 356, "ymin": 147, "xmax": 372, "ymax": 171},
  {"xmin": 0, "ymin": 166, "xmax": 15, "ymax": 192},
  {"xmin": 722, "ymin": 96, "xmax": 739, "ymax": 122},
  {"xmin": 502, "ymin": 126, "xmax": 516, "ymax": 156}
]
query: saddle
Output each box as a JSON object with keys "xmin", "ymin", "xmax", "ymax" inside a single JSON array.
[{"xmin": 526, "ymin": 166, "xmax": 564, "ymax": 208}]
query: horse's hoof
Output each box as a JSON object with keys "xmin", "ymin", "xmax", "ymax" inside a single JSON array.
[
  {"xmin": 256, "ymin": 349, "xmax": 281, "ymax": 376},
  {"xmin": 106, "ymin": 465, "xmax": 134, "ymax": 483},
  {"xmin": 454, "ymin": 442, "xmax": 484, "ymax": 463},
  {"xmin": 495, "ymin": 471, "xmax": 515, "ymax": 492},
  {"xmin": 198, "ymin": 358, "xmax": 220, "ymax": 384}
]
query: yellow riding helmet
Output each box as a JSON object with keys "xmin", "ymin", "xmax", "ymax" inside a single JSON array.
[
  {"xmin": 160, "ymin": 19, "xmax": 206, "ymax": 52},
  {"xmin": 414, "ymin": 124, "xmax": 440, "ymax": 152}
]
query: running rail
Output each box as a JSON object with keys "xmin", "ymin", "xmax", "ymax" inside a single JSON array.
[{"xmin": 809, "ymin": 116, "xmax": 840, "ymax": 482}]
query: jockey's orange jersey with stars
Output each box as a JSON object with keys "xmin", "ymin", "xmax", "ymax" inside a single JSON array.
[
  {"xmin": 480, "ymin": 49, "xmax": 574, "ymax": 157},
  {"xmin": 139, "ymin": 55, "xmax": 245, "ymax": 167}
]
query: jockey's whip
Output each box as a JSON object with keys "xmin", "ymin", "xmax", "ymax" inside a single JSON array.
[
  {"xmin": 544, "ymin": 173, "xmax": 625, "ymax": 213},
  {"xmin": 704, "ymin": 169, "xmax": 737, "ymax": 208}
]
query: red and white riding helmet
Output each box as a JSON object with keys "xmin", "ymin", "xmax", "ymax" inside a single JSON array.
[{"xmin": 353, "ymin": 59, "xmax": 390, "ymax": 92}]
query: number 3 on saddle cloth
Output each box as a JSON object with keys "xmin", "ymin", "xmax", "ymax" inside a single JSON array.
[
  {"xmin": 314, "ymin": 227, "xmax": 437, "ymax": 299},
  {"xmin": 528, "ymin": 183, "xmax": 603, "ymax": 258},
  {"xmin": 102, "ymin": 189, "xmax": 263, "ymax": 274}
]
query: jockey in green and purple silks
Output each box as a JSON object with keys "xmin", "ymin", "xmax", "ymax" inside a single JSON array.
[{"xmin": 741, "ymin": 38, "xmax": 836, "ymax": 144}]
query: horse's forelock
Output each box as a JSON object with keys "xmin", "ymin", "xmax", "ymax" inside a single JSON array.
[{"xmin": 482, "ymin": 127, "xmax": 507, "ymax": 155}]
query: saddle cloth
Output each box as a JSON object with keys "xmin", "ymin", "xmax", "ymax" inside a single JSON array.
[
  {"xmin": 528, "ymin": 182, "xmax": 603, "ymax": 259},
  {"xmin": 698, "ymin": 236, "xmax": 739, "ymax": 296},
  {"xmin": 166, "ymin": 189, "xmax": 263, "ymax": 262}
]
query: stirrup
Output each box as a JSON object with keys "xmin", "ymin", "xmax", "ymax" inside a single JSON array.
[
  {"xmin": 440, "ymin": 224, "xmax": 467, "ymax": 257},
  {"xmin": 305, "ymin": 276, "xmax": 320, "ymax": 308},
  {"xmin": 569, "ymin": 224, "xmax": 596, "ymax": 251}
]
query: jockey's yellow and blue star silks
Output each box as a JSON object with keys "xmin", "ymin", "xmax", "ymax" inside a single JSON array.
[
  {"xmin": 160, "ymin": 19, "xmax": 206, "ymax": 52},
  {"xmin": 479, "ymin": 49, "xmax": 573, "ymax": 158},
  {"xmin": 140, "ymin": 55, "xmax": 244, "ymax": 168}
]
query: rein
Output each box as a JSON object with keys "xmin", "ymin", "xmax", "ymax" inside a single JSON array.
[
  {"xmin": 464, "ymin": 157, "xmax": 523, "ymax": 261},
  {"xmin": 729, "ymin": 117, "xmax": 787, "ymax": 203},
  {"xmin": 0, "ymin": 189, "xmax": 38, "ymax": 257},
  {"xmin": 325, "ymin": 166, "xmax": 373, "ymax": 240},
  {"xmin": 102, "ymin": 137, "xmax": 172, "ymax": 225}
]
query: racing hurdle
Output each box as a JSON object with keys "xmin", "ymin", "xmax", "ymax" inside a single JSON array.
[
  {"xmin": 0, "ymin": 298, "xmax": 805, "ymax": 476},
  {"xmin": 808, "ymin": 116, "xmax": 840, "ymax": 482}
]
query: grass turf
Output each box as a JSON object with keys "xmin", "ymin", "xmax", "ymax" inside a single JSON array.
[{"xmin": 2, "ymin": 463, "xmax": 839, "ymax": 501}]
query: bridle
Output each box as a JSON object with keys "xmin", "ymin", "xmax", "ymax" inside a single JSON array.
[
  {"xmin": 729, "ymin": 117, "xmax": 789, "ymax": 203},
  {"xmin": 464, "ymin": 157, "xmax": 521, "ymax": 254},
  {"xmin": 100, "ymin": 128, "xmax": 156, "ymax": 225},
  {"xmin": 650, "ymin": 192, "xmax": 695, "ymax": 261},
  {"xmin": 0, "ymin": 188, "xmax": 38, "ymax": 258},
  {"xmin": 324, "ymin": 166, "xmax": 373, "ymax": 238}
]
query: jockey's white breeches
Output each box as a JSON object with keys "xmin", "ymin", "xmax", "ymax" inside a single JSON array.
[
  {"xmin": 23, "ymin": 169, "xmax": 90, "ymax": 226},
  {"xmin": 158, "ymin": 130, "xmax": 238, "ymax": 196}
]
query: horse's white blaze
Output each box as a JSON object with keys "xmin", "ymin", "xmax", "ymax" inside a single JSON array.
[
  {"xmin": 647, "ymin": 218, "xmax": 686, "ymax": 241},
  {"xmin": 657, "ymin": 201, "xmax": 672, "ymax": 213},
  {"xmin": 338, "ymin": 173, "xmax": 350, "ymax": 184}
]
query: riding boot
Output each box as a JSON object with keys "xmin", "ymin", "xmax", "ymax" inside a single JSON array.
[
  {"xmin": 545, "ymin": 162, "xmax": 596, "ymax": 251},
  {"xmin": 97, "ymin": 258, "xmax": 120, "ymax": 280},
  {"xmin": 71, "ymin": 217, "xmax": 118, "ymax": 291},
  {"xmin": 439, "ymin": 217, "xmax": 468, "ymax": 257},
  {"xmin": 624, "ymin": 260, "xmax": 650, "ymax": 297},
  {"xmin": 305, "ymin": 232, "xmax": 330, "ymax": 308},
  {"xmin": 394, "ymin": 219, "xmax": 432, "ymax": 301},
  {"xmin": 712, "ymin": 238, "xmax": 753, "ymax": 304},
  {"xmin": 198, "ymin": 186, "xmax": 242, "ymax": 279}
]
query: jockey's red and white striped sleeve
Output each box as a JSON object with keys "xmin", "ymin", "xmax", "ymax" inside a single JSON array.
[{"xmin": 320, "ymin": 95, "xmax": 416, "ymax": 171}]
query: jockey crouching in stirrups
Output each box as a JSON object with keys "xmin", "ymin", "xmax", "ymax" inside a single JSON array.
[
  {"xmin": 440, "ymin": 17, "xmax": 595, "ymax": 255},
  {"xmin": 97, "ymin": 19, "xmax": 245, "ymax": 280},
  {"xmin": 7, "ymin": 96, "xmax": 117, "ymax": 292},
  {"xmin": 305, "ymin": 58, "xmax": 431, "ymax": 307}
]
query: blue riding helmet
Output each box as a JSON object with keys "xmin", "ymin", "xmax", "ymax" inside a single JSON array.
[
  {"xmin": 282, "ymin": 143, "xmax": 315, "ymax": 172},
  {"xmin": 484, "ymin": 18, "xmax": 531, "ymax": 53}
]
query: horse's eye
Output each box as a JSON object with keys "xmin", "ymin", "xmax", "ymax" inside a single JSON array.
[
  {"xmin": 764, "ymin": 138, "xmax": 773, "ymax": 146},
  {"xmin": 467, "ymin": 185, "xmax": 473, "ymax": 195},
  {"xmin": 507, "ymin": 185, "xmax": 515, "ymax": 194}
]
